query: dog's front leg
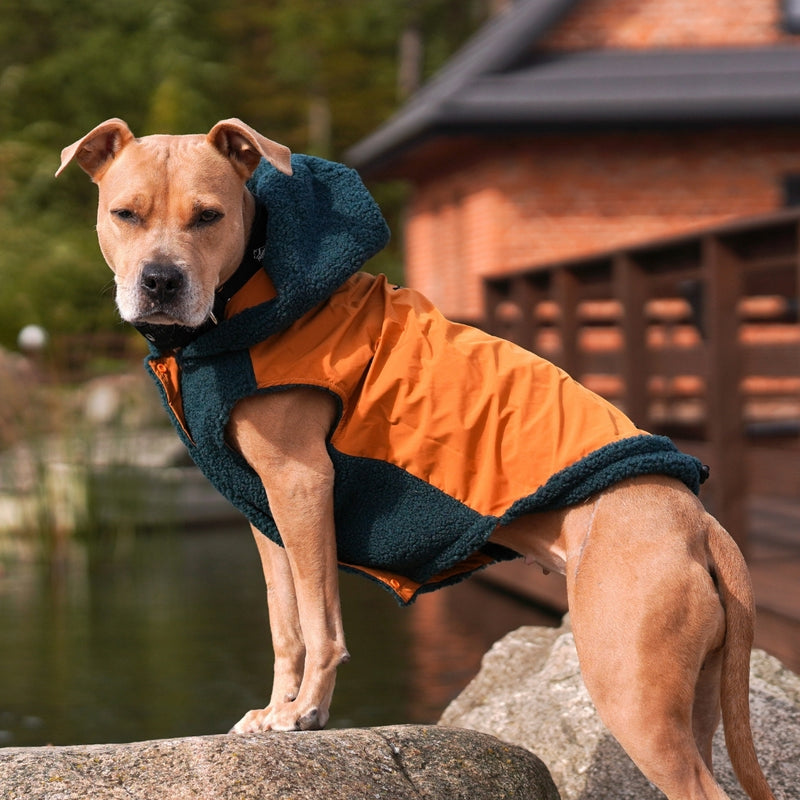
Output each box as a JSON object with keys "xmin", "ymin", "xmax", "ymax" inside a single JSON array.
[
  {"xmin": 258, "ymin": 531, "xmax": 305, "ymax": 707},
  {"xmin": 227, "ymin": 389, "xmax": 349, "ymax": 732},
  {"xmin": 231, "ymin": 528, "xmax": 306, "ymax": 733}
]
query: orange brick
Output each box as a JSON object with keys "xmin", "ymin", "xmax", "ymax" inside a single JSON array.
[
  {"xmin": 540, "ymin": 0, "xmax": 795, "ymax": 50},
  {"xmin": 404, "ymin": 128, "xmax": 800, "ymax": 321}
]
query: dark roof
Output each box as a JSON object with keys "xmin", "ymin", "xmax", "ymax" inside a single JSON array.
[{"xmin": 345, "ymin": 0, "xmax": 800, "ymax": 175}]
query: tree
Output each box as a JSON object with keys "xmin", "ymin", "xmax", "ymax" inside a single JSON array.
[
  {"xmin": 0, "ymin": 0, "xmax": 491, "ymax": 349},
  {"xmin": 0, "ymin": 0, "xmax": 228, "ymax": 347}
]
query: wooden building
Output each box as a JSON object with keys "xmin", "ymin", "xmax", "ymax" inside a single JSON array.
[{"xmin": 347, "ymin": 0, "xmax": 800, "ymax": 325}]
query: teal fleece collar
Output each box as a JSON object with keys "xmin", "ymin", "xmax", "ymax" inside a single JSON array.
[{"xmin": 142, "ymin": 154, "xmax": 390, "ymax": 358}]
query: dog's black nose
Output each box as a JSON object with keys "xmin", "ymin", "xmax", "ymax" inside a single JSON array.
[{"xmin": 141, "ymin": 263, "xmax": 184, "ymax": 303}]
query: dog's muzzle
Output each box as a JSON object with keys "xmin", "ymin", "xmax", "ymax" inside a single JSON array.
[{"xmin": 131, "ymin": 262, "xmax": 217, "ymax": 350}]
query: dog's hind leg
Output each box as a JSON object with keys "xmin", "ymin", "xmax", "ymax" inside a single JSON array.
[
  {"xmin": 565, "ymin": 477, "xmax": 731, "ymax": 800},
  {"xmin": 693, "ymin": 647, "xmax": 723, "ymax": 771}
]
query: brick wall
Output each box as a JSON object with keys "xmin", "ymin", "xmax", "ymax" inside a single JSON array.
[
  {"xmin": 400, "ymin": 0, "xmax": 800, "ymax": 320},
  {"xmin": 540, "ymin": 0, "xmax": 797, "ymax": 50},
  {"xmin": 405, "ymin": 128, "xmax": 800, "ymax": 321}
]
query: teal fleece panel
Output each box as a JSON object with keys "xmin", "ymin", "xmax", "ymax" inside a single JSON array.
[{"xmin": 143, "ymin": 155, "xmax": 707, "ymax": 605}]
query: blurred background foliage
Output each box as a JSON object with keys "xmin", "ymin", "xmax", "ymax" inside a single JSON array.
[{"xmin": 0, "ymin": 0, "xmax": 493, "ymax": 349}]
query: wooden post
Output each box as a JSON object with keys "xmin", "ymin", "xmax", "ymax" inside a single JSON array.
[
  {"xmin": 797, "ymin": 222, "xmax": 800, "ymax": 348},
  {"xmin": 508, "ymin": 275, "xmax": 540, "ymax": 353},
  {"xmin": 484, "ymin": 278, "xmax": 507, "ymax": 338},
  {"xmin": 614, "ymin": 253, "xmax": 650, "ymax": 427},
  {"xmin": 553, "ymin": 268, "xmax": 580, "ymax": 378},
  {"xmin": 703, "ymin": 235, "xmax": 748, "ymax": 554}
]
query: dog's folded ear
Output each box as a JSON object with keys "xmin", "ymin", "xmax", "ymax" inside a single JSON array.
[
  {"xmin": 208, "ymin": 119, "xmax": 293, "ymax": 179},
  {"xmin": 55, "ymin": 118, "xmax": 135, "ymax": 179}
]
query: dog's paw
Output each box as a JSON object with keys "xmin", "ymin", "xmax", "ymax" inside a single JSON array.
[
  {"xmin": 230, "ymin": 708, "xmax": 273, "ymax": 734},
  {"xmin": 230, "ymin": 703, "xmax": 327, "ymax": 734},
  {"xmin": 296, "ymin": 707, "xmax": 324, "ymax": 731}
]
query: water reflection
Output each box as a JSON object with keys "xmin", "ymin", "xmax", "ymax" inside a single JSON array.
[{"xmin": 0, "ymin": 527, "xmax": 556, "ymax": 746}]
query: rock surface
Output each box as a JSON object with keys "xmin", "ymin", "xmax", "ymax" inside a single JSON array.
[
  {"xmin": 0, "ymin": 724, "xmax": 560, "ymax": 800},
  {"xmin": 440, "ymin": 617, "xmax": 800, "ymax": 800}
]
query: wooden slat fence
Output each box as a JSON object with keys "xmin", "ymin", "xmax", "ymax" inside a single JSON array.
[{"xmin": 484, "ymin": 210, "xmax": 800, "ymax": 555}]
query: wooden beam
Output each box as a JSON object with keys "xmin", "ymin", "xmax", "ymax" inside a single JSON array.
[
  {"xmin": 704, "ymin": 235, "xmax": 748, "ymax": 553},
  {"xmin": 553, "ymin": 268, "xmax": 580, "ymax": 377},
  {"xmin": 614, "ymin": 253, "xmax": 649, "ymax": 427}
]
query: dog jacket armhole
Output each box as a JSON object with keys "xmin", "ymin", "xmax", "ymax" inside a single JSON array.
[{"xmin": 150, "ymin": 356, "xmax": 194, "ymax": 444}]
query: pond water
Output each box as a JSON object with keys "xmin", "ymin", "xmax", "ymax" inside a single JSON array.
[{"xmin": 0, "ymin": 527, "xmax": 556, "ymax": 747}]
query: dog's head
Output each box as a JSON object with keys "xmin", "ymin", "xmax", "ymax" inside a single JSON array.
[{"xmin": 57, "ymin": 118, "xmax": 292, "ymax": 329}]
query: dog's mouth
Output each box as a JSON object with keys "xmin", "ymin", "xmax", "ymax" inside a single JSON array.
[
  {"xmin": 121, "ymin": 282, "xmax": 217, "ymax": 349},
  {"xmin": 136, "ymin": 311, "xmax": 184, "ymax": 325},
  {"xmin": 132, "ymin": 313, "xmax": 217, "ymax": 350}
]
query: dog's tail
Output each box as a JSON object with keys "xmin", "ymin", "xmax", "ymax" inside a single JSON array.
[{"xmin": 706, "ymin": 517, "xmax": 775, "ymax": 800}]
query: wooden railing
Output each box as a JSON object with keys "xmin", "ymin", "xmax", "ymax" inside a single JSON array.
[{"xmin": 484, "ymin": 210, "xmax": 800, "ymax": 554}]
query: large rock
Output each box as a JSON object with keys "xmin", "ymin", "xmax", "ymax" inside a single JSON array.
[
  {"xmin": 0, "ymin": 724, "xmax": 560, "ymax": 800},
  {"xmin": 440, "ymin": 617, "xmax": 800, "ymax": 800}
]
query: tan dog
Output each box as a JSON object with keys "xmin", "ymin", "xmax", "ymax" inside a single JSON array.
[{"xmin": 58, "ymin": 119, "xmax": 775, "ymax": 800}]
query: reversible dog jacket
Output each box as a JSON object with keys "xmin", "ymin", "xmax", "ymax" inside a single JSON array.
[{"xmin": 142, "ymin": 155, "xmax": 706, "ymax": 604}]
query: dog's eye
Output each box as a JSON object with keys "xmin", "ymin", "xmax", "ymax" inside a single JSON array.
[
  {"xmin": 112, "ymin": 208, "xmax": 138, "ymax": 223},
  {"xmin": 195, "ymin": 209, "xmax": 223, "ymax": 227}
]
